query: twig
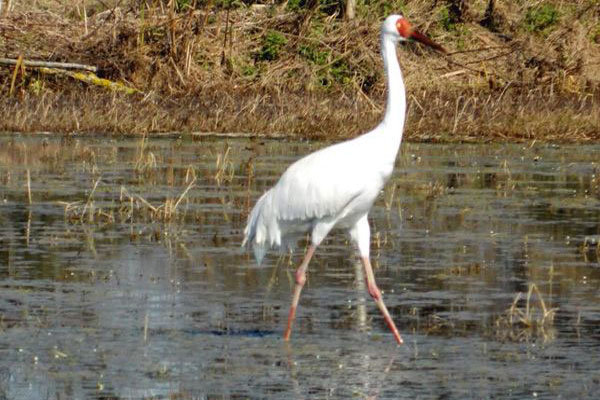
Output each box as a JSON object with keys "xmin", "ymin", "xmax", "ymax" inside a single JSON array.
[
  {"xmin": 9, "ymin": 55, "xmax": 23, "ymax": 96},
  {"xmin": 168, "ymin": 57, "xmax": 186, "ymax": 86},
  {"xmin": 440, "ymin": 69, "xmax": 466, "ymax": 79},
  {"xmin": 0, "ymin": 57, "xmax": 97, "ymax": 72},
  {"xmin": 83, "ymin": 1, "xmax": 88, "ymax": 35}
]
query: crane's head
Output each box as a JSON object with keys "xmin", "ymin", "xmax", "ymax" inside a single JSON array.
[{"xmin": 383, "ymin": 14, "xmax": 446, "ymax": 53}]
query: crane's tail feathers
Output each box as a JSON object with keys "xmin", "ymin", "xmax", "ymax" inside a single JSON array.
[
  {"xmin": 252, "ymin": 244, "xmax": 267, "ymax": 266},
  {"xmin": 242, "ymin": 191, "xmax": 276, "ymax": 265}
]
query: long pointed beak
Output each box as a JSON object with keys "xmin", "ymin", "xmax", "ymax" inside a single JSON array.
[{"xmin": 411, "ymin": 29, "xmax": 446, "ymax": 54}]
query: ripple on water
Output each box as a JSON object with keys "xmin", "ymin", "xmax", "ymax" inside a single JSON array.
[{"xmin": 0, "ymin": 137, "xmax": 599, "ymax": 398}]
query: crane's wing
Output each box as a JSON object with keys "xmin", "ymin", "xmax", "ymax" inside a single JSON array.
[
  {"xmin": 243, "ymin": 133, "xmax": 389, "ymax": 264},
  {"xmin": 270, "ymin": 136, "xmax": 385, "ymax": 222}
]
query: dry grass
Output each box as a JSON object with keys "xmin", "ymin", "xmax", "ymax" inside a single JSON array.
[
  {"xmin": 59, "ymin": 173, "xmax": 197, "ymax": 226},
  {"xmin": 0, "ymin": 1, "xmax": 599, "ymax": 141},
  {"xmin": 495, "ymin": 283, "xmax": 558, "ymax": 342}
]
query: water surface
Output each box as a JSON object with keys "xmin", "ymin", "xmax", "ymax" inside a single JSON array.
[{"xmin": 0, "ymin": 135, "xmax": 599, "ymax": 399}]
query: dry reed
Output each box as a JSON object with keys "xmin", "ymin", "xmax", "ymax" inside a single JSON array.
[{"xmin": 0, "ymin": 1, "xmax": 598, "ymax": 141}]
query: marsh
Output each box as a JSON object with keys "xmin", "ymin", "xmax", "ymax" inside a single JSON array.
[{"xmin": 0, "ymin": 135, "xmax": 599, "ymax": 398}]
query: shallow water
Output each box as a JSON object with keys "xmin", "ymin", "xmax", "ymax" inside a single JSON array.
[{"xmin": 0, "ymin": 135, "xmax": 599, "ymax": 399}]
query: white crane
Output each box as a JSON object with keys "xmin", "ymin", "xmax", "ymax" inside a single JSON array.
[{"xmin": 243, "ymin": 14, "xmax": 445, "ymax": 345}]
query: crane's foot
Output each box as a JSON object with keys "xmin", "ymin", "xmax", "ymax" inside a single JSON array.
[
  {"xmin": 361, "ymin": 256, "xmax": 404, "ymax": 345},
  {"xmin": 374, "ymin": 297, "xmax": 404, "ymax": 345}
]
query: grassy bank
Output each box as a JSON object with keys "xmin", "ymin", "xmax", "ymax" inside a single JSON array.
[{"xmin": 0, "ymin": 0, "xmax": 599, "ymax": 141}]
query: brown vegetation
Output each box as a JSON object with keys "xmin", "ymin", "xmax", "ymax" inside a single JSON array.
[{"xmin": 0, "ymin": 0, "xmax": 599, "ymax": 141}]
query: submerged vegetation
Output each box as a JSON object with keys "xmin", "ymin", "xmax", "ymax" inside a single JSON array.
[{"xmin": 0, "ymin": 0, "xmax": 599, "ymax": 141}]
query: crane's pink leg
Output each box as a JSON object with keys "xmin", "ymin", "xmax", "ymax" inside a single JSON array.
[
  {"xmin": 284, "ymin": 245, "xmax": 316, "ymax": 341},
  {"xmin": 361, "ymin": 256, "xmax": 404, "ymax": 345}
]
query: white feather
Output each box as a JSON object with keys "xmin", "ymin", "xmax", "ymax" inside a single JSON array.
[{"xmin": 243, "ymin": 14, "xmax": 414, "ymax": 264}]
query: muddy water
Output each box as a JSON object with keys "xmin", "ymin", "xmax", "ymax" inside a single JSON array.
[{"xmin": 0, "ymin": 135, "xmax": 599, "ymax": 399}]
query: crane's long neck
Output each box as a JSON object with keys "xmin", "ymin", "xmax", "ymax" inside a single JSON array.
[{"xmin": 381, "ymin": 34, "xmax": 406, "ymax": 135}]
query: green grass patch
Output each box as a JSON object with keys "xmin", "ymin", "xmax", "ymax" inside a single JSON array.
[
  {"xmin": 256, "ymin": 31, "xmax": 288, "ymax": 61},
  {"xmin": 439, "ymin": 5, "xmax": 458, "ymax": 31},
  {"xmin": 525, "ymin": 3, "xmax": 559, "ymax": 34},
  {"xmin": 298, "ymin": 45, "xmax": 330, "ymax": 65}
]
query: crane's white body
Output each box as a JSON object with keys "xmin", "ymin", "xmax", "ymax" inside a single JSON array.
[
  {"xmin": 243, "ymin": 16, "xmax": 407, "ymax": 263},
  {"xmin": 242, "ymin": 14, "xmax": 443, "ymax": 345}
]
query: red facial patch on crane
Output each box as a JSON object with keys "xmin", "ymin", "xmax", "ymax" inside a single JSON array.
[{"xmin": 396, "ymin": 18, "xmax": 413, "ymax": 39}]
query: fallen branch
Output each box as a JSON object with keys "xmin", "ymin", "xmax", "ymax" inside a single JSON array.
[
  {"xmin": 0, "ymin": 57, "xmax": 97, "ymax": 72},
  {"xmin": 39, "ymin": 67, "xmax": 140, "ymax": 95}
]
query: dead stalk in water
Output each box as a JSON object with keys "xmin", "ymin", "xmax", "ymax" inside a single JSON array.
[
  {"xmin": 172, "ymin": 176, "xmax": 196, "ymax": 213},
  {"xmin": 81, "ymin": 176, "xmax": 101, "ymax": 222},
  {"xmin": 497, "ymin": 283, "xmax": 558, "ymax": 342},
  {"xmin": 507, "ymin": 283, "xmax": 556, "ymax": 327},
  {"xmin": 184, "ymin": 164, "xmax": 196, "ymax": 183},
  {"xmin": 25, "ymin": 210, "xmax": 31, "ymax": 247},
  {"xmin": 214, "ymin": 144, "xmax": 234, "ymax": 185},
  {"xmin": 135, "ymin": 134, "xmax": 157, "ymax": 174},
  {"xmin": 118, "ymin": 178, "xmax": 196, "ymax": 223},
  {"xmin": 25, "ymin": 169, "xmax": 32, "ymax": 204},
  {"xmin": 144, "ymin": 312, "xmax": 149, "ymax": 343},
  {"xmin": 384, "ymin": 184, "xmax": 396, "ymax": 211}
]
